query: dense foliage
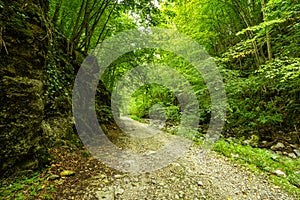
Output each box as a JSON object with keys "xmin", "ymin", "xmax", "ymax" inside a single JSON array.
[
  {"xmin": 94, "ymin": 0, "xmax": 300, "ymax": 144},
  {"xmin": 49, "ymin": 0, "xmax": 300, "ymax": 143}
]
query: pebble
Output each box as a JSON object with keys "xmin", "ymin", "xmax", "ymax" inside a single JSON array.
[
  {"xmin": 293, "ymin": 149, "xmax": 300, "ymax": 157},
  {"xmin": 288, "ymin": 153, "xmax": 297, "ymax": 159},
  {"xmin": 114, "ymin": 174, "xmax": 123, "ymax": 179},
  {"xmin": 60, "ymin": 170, "xmax": 75, "ymax": 177},
  {"xmin": 115, "ymin": 188, "xmax": 124, "ymax": 195},
  {"xmin": 271, "ymin": 142, "xmax": 285, "ymax": 150},
  {"xmin": 48, "ymin": 174, "xmax": 60, "ymax": 180},
  {"xmin": 294, "ymin": 171, "xmax": 300, "ymax": 175},
  {"xmin": 95, "ymin": 190, "xmax": 114, "ymax": 200},
  {"xmin": 197, "ymin": 180, "xmax": 203, "ymax": 186},
  {"xmin": 179, "ymin": 191, "xmax": 184, "ymax": 198},
  {"xmin": 274, "ymin": 169, "xmax": 286, "ymax": 177},
  {"xmin": 123, "ymin": 177, "xmax": 130, "ymax": 183},
  {"xmin": 271, "ymin": 154, "xmax": 279, "ymax": 160},
  {"xmin": 290, "ymin": 144, "xmax": 299, "ymax": 149}
]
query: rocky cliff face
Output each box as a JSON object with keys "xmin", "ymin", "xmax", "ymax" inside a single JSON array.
[
  {"xmin": 0, "ymin": 0, "xmax": 49, "ymax": 176},
  {"xmin": 0, "ymin": 0, "xmax": 117, "ymax": 177}
]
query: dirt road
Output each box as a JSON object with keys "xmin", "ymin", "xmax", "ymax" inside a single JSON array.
[{"xmin": 78, "ymin": 117, "xmax": 297, "ymax": 199}]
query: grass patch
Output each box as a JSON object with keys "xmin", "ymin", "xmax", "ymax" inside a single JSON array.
[
  {"xmin": 212, "ymin": 139, "xmax": 300, "ymax": 195},
  {"xmin": 130, "ymin": 115, "xmax": 143, "ymax": 122}
]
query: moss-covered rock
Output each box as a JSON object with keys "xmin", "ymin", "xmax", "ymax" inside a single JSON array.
[
  {"xmin": 0, "ymin": 0, "xmax": 49, "ymax": 176},
  {"xmin": 0, "ymin": 0, "xmax": 116, "ymax": 177}
]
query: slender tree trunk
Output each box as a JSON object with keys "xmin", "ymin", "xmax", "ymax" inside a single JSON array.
[
  {"xmin": 52, "ymin": 0, "xmax": 62, "ymax": 24},
  {"xmin": 69, "ymin": 0, "xmax": 86, "ymax": 53},
  {"xmin": 232, "ymin": 0, "xmax": 264, "ymax": 66},
  {"xmin": 79, "ymin": 0, "xmax": 109, "ymax": 51},
  {"xmin": 261, "ymin": 0, "xmax": 272, "ymax": 60},
  {"xmin": 94, "ymin": 1, "xmax": 117, "ymax": 47}
]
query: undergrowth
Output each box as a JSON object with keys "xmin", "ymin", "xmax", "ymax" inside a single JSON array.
[
  {"xmin": 212, "ymin": 139, "xmax": 300, "ymax": 195},
  {"xmin": 0, "ymin": 172, "xmax": 55, "ymax": 200}
]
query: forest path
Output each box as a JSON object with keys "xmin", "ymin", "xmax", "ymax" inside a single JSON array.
[{"xmin": 78, "ymin": 117, "xmax": 297, "ymax": 200}]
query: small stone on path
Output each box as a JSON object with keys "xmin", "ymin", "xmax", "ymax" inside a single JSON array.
[
  {"xmin": 293, "ymin": 149, "xmax": 300, "ymax": 157},
  {"xmin": 60, "ymin": 170, "xmax": 75, "ymax": 177},
  {"xmin": 95, "ymin": 190, "xmax": 114, "ymax": 200},
  {"xmin": 197, "ymin": 180, "xmax": 203, "ymax": 186},
  {"xmin": 271, "ymin": 142, "xmax": 285, "ymax": 151},
  {"xmin": 114, "ymin": 174, "xmax": 123, "ymax": 179},
  {"xmin": 288, "ymin": 153, "xmax": 297, "ymax": 159},
  {"xmin": 48, "ymin": 174, "xmax": 60, "ymax": 180},
  {"xmin": 274, "ymin": 169, "xmax": 286, "ymax": 177}
]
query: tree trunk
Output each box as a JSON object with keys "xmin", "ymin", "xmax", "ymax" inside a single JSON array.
[
  {"xmin": 261, "ymin": 0, "xmax": 272, "ymax": 60},
  {"xmin": 52, "ymin": 0, "xmax": 62, "ymax": 24}
]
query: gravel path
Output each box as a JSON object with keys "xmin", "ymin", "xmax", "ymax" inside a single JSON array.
[{"xmin": 81, "ymin": 117, "xmax": 298, "ymax": 199}]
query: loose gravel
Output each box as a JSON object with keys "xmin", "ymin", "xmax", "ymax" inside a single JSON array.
[{"xmin": 80, "ymin": 117, "xmax": 298, "ymax": 200}]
